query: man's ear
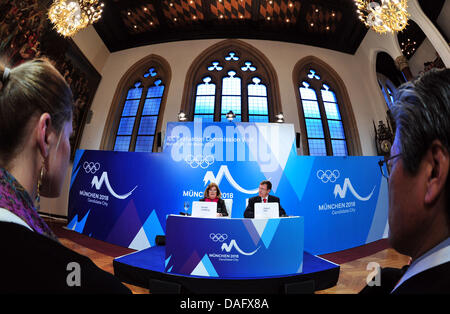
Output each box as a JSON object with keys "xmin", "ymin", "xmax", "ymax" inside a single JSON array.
[
  {"xmin": 36, "ymin": 113, "xmax": 52, "ymax": 159},
  {"xmin": 424, "ymin": 140, "xmax": 450, "ymax": 206}
]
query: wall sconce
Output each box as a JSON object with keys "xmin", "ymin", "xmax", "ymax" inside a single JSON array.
[
  {"xmin": 178, "ymin": 111, "xmax": 187, "ymax": 121},
  {"xmin": 276, "ymin": 112, "xmax": 284, "ymax": 123},
  {"xmin": 226, "ymin": 110, "xmax": 236, "ymax": 122}
]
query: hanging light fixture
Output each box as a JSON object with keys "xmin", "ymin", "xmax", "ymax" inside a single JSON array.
[
  {"xmin": 401, "ymin": 38, "xmax": 417, "ymax": 56},
  {"xmin": 48, "ymin": 0, "xmax": 104, "ymax": 37},
  {"xmin": 353, "ymin": 0, "xmax": 409, "ymax": 34}
]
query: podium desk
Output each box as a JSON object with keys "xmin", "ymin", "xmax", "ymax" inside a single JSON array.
[
  {"xmin": 165, "ymin": 215, "xmax": 304, "ymax": 278},
  {"xmin": 113, "ymin": 215, "xmax": 340, "ymax": 294}
]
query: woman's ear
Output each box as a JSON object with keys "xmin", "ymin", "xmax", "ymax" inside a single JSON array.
[{"xmin": 36, "ymin": 113, "xmax": 52, "ymax": 159}]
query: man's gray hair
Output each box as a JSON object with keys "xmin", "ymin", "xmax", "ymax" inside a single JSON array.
[{"xmin": 391, "ymin": 68, "xmax": 450, "ymax": 175}]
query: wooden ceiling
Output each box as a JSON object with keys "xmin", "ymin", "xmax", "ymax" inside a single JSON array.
[
  {"xmin": 93, "ymin": 0, "xmax": 446, "ymax": 56},
  {"xmin": 94, "ymin": 0, "xmax": 367, "ymax": 53}
]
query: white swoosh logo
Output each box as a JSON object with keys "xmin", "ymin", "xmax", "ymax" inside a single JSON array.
[
  {"xmin": 203, "ymin": 165, "xmax": 260, "ymax": 194},
  {"xmin": 221, "ymin": 240, "xmax": 260, "ymax": 256},
  {"xmin": 334, "ymin": 178, "xmax": 375, "ymax": 201},
  {"xmin": 91, "ymin": 172, "xmax": 138, "ymax": 200}
]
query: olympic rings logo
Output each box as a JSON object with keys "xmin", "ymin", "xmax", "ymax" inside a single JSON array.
[
  {"xmin": 185, "ymin": 154, "xmax": 214, "ymax": 169},
  {"xmin": 83, "ymin": 162, "xmax": 101, "ymax": 174},
  {"xmin": 210, "ymin": 233, "xmax": 228, "ymax": 242},
  {"xmin": 316, "ymin": 169, "xmax": 340, "ymax": 183}
]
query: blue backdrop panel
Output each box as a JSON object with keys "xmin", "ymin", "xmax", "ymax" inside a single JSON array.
[
  {"xmin": 165, "ymin": 215, "xmax": 304, "ymax": 278},
  {"xmin": 68, "ymin": 121, "xmax": 388, "ymax": 255}
]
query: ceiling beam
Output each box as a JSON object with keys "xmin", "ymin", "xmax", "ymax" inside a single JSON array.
[
  {"xmin": 201, "ymin": 0, "xmax": 213, "ymax": 21},
  {"xmin": 152, "ymin": 0, "xmax": 169, "ymax": 29}
]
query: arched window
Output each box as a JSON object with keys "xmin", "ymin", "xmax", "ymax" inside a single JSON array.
[
  {"xmin": 182, "ymin": 40, "xmax": 281, "ymax": 122},
  {"xmin": 294, "ymin": 57, "xmax": 361, "ymax": 156},
  {"xmin": 101, "ymin": 55, "xmax": 171, "ymax": 152},
  {"xmin": 386, "ymin": 85, "xmax": 394, "ymax": 104},
  {"xmin": 377, "ymin": 73, "xmax": 397, "ymax": 109}
]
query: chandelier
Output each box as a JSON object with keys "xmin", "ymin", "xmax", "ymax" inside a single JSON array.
[
  {"xmin": 48, "ymin": 0, "xmax": 104, "ymax": 37},
  {"xmin": 401, "ymin": 38, "xmax": 417, "ymax": 56},
  {"xmin": 354, "ymin": 0, "xmax": 409, "ymax": 34}
]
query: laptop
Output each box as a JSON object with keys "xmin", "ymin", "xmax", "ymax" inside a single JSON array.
[
  {"xmin": 254, "ymin": 202, "xmax": 279, "ymax": 218},
  {"xmin": 191, "ymin": 201, "xmax": 218, "ymax": 218}
]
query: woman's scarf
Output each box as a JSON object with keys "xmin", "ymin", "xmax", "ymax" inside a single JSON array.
[{"xmin": 0, "ymin": 167, "xmax": 58, "ymax": 241}]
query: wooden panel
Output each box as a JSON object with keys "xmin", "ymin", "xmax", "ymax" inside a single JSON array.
[
  {"xmin": 121, "ymin": 3, "xmax": 160, "ymax": 34},
  {"xmin": 162, "ymin": 0, "xmax": 205, "ymax": 26}
]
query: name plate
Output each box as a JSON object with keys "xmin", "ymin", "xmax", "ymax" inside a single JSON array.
[
  {"xmin": 254, "ymin": 203, "xmax": 279, "ymax": 218},
  {"xmin": 191, "ymin": 201, "xmax": 217, "ymax": 218}
]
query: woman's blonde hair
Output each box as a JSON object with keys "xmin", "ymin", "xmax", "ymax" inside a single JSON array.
[
  {"xmin": 0, "ymin": 58, "xmax": 73, "ymax": 165},
  {"xmin": 204, "ymin": 182, "xmax": 221, "ymax": 199}
]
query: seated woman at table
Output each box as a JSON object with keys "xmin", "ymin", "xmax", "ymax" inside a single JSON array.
[{"xmin": 200, "ymin": 183, "xmax": 228, "ymax": 217}]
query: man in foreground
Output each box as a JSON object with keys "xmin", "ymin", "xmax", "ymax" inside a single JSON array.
[{"xmin": 360, "ymin": 68, "xmax": 450, "ymax": 294}]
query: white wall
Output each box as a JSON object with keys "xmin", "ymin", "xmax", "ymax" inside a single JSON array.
[
  {"xmin": 40, "ymin": 25, "xmax": 109, "ymax": 217},
  {"xmin": 409, "ymin": 38, "xmax": 438, "ymax": 77},
  {"xmin": 72, "ymin": 25, "xmax": 110, "ymax": 74},
  {"xmin": 436, "ymin": 0, "xmax": 450, "ymax": 40},
  {"xmin": 41, "ymin": 30, "xmax": 393, "ymax": 217}
]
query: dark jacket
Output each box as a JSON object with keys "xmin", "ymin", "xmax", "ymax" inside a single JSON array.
[
  {"xmin": 199, "ymin": 198, "xmax": 228, "ymax": 216},
  {"xmin": 0, "ymin": 222, "xmax": 131, "ymax": 294},
  {"xmin": 244, "ymin": 195, "xmax": 286, "ymax": 218},
  {"xmin": 359, "ymin": 262, "xmax": 450, "ymax": 294}
]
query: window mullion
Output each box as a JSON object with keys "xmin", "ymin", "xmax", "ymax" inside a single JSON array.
[
  {"xmin": 215, "ymin": 73, "xmax": 223, "ymax": 122},
  {"xmin": 130, "ymin": 85, "xmax": 148, "ymax": 152},
  {"xmin": 151, "ymin": 96, "xmax": 163, "ymax": 153},
  {"xmin": 242, "ymin": 76, "xmax": 249, "ymax": 122},
  {"xmin": 265, "ymin": 81, "xmax": 273, "ymax": 123},
  {"xmin": 317, "ymin": 89, "xmax": 332, "ymax": 156}
]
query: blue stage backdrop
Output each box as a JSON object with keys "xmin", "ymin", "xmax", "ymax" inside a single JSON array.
[{"xmin": 68, "ymin": 121, "xmax": 388, "ymax": 255}]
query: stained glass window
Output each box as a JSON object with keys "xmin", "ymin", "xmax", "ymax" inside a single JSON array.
[
  {"xmin": 298, "ymin": 69, "xmax": 348, "ymax": 156},
  {"xmin": 194, "ymin": 76, "xmax": 215, "ymax": 122},
  {"xmin": 386, "ymin": 86, "xmax": 394, "ymax": 104},
  {"xmin": 308, "ymin": 139, "xmax": 327, "ymax": 156},
  {"xmin": 114, "ymin": 82, "xmax": 142, "ymax": 151},
  {"xmin": 299, "ymin": 81, "xmax": 326, "ymax": 155},
  {"xmin": 248, "ymin": 77, "xmax": 269, "ymax": 122},
  {"xmin": 221, "ymin": 70, "xmax": 242, "ymax": 122},
  {"xmin": 113, "ymin": 65, "xmax": 166, "ymax": 152},
  {"xmin": 321, "ymin": 84, "xmax": 347, "ymax": 156},
  {"xmin": 135, "ymin": 80, "xmax": 164, "ymax": 152},
  {"xmin": 190, "ymin": 48, "xmax": 276, "ymax": 122},
  {"xmin": 378, "ymin": 79, "xmax": 396, "ymax": 109}
]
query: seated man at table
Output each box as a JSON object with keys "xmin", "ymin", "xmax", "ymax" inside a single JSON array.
[{"xmin": 244, "ymin": 180, "xmax": 287, "ymax": 218}]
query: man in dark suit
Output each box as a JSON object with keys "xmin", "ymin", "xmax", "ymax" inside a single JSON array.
[
  {"xmin": 244, "ymin": 180, "xmax": 287, "ymax": 218},
  {"xmin": 360, "ymin": 69, "xmax": 450, "ymax": 294}
]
